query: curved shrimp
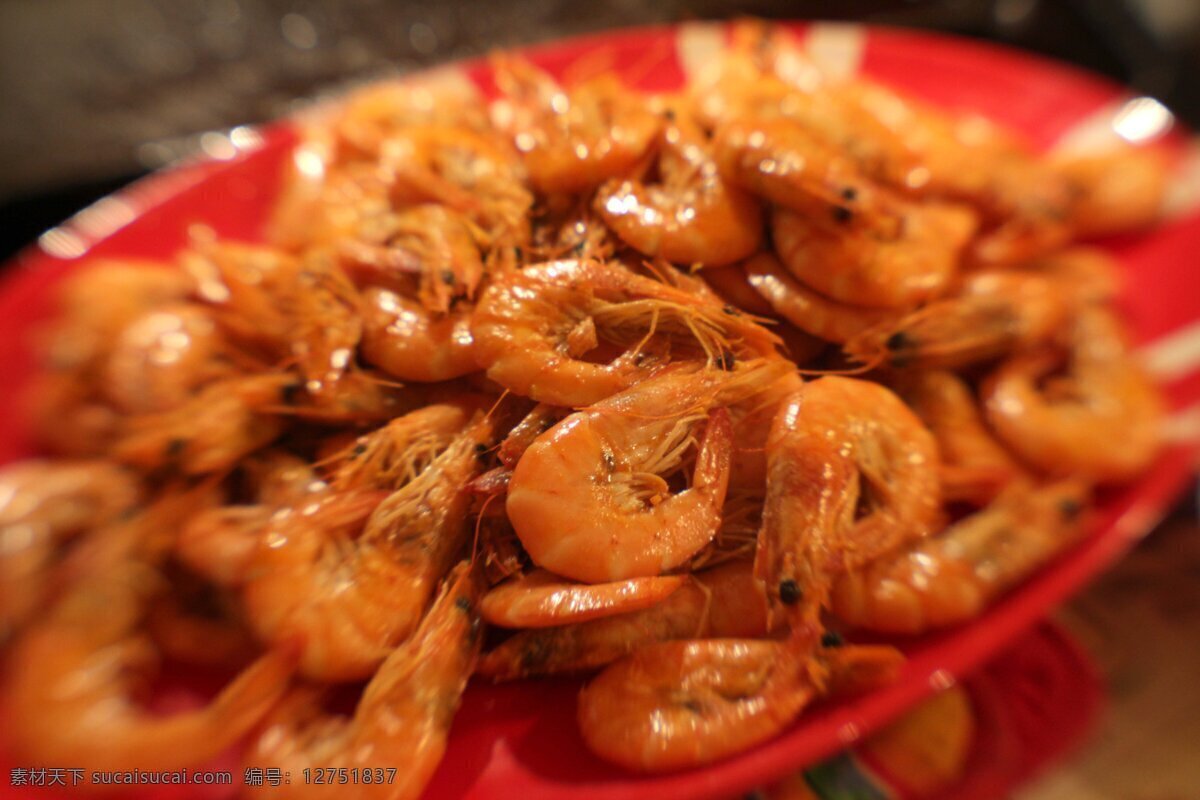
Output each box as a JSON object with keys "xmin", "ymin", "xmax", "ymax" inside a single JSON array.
[
  {"xmin": 477, "ymin": 559, "xmax": 769, "ymax": 680},
  {"xmin": 595, "ymin": 114, "xmax": 763, "ymax": 267},
  {"xmin": 772, "ymin": 200, "xmax": 976, "ymax": 310},
  {"xmin": 896, "ymin": 371, "xmax": 1027, "ymax": 506},
  {"xmin": 4, "ymin": 562, "xmax": 295, "ymax": 771},
  {"xmin": 837, "ymin": 79, "xmax": 1074, "ymax": 265},
  {"xmin": 243, "ymin": 408, "xmax": 494, "ymax": 680},
  {"xmin": 480, "ymin": 570, "xmax": 687, "ymax": 628},
  {"xmin": 338, "ymin": 204, "xmax": 485, "ymax": 314},
  {"xmin": 982, "ymin": 306, "xmax": 1163, "ymax": 483},
  {"xmin": 757, "ymin": 377, "xmax": 941, "ymax": 622},
  {"xmin": 1053, "ymin": 145, "xmax": 1169, "ymax": 238},
  {"xmin": 491, "ymin": 56, "xmax": 661, "ymax": 195},
  {"xmin": 359, "ymin": 287, "xmax": 479, "ymax": 382},
  {"xmin": 577, "ymin": 635, "xmax": 904, "ymax": 772},
  {"xmin": 743, "ymin": 252, "xmax": 899, "ymax": 344},
  {"xmin": 507, "ymin": 360, "xmax": 792, "ymax": 582},
  {"xmin": 701, "ymin": 263, "xmax": 776, "ymax": 317},
  {"xmin": 0, "ymin": 460, "xmax": 140, "ymax": 640},
  {"xmin": 471, "ymin": 258, "xmax": 780, "ymax": 407},
  {"xmin": 713, "ymin": 116, "xmax": 899, "ymax": 235},
  {"xmin": 244, "ymin": 562, "xmax": 481, "ymax": 800},
  {"xmin": 846, "ymin": 269, "xmax": 1070, "ymax": 370},
  {"xmin": 378, "ymin": 124, "xmax": 533, "ymax": 250},
  {"xmin": 101, "ymin": 302, "xmax": 242, "ymax": 414},
  {"xmin": 112, "ymin": 373, "xmax": 291, "ymax": 475},
  {"xmin": 831, "ymin": 481, "xmax": 1089, "ymax": 633}
]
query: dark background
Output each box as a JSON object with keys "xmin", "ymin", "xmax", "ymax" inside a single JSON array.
[{"xmin": 1, "ymin": 0, "xmax": 1199, "ymax": 261}]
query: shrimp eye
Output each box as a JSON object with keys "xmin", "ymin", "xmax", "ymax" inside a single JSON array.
[
  {"xmin": 279, "ymin": 382, "xmax": 303, "ymax": 405},
  {"xmin": 352, "ymin": 441, "xmax": 369, "ymax": 457},
  {"xmin": 165, "ymin": 438, "xmax": 187, "ymax": 459},
  {"xmin": 820, "ymin": 631, "xmax": 844, "ymax": 648},
  {"xmin": 831, "ymin": 206, "xmax": 853, "ymax": 224},
  {"xmin": 885, "ymin": 331, "xmax": 911, "ymax": 352},
  {"xmin": 841, "ymin": 187, "xmax": 858, "ymax": 202},
  {"xmin": 778, "ymin": 579, "xmax": 802, "ymax": 605},
  {"xmin": 716, "ymin": 350, "xmax": 736, "ymax": 370},
  {"xmin": 454, "ymin": 596, "xmax": 473, "ymax": 612},
  {"xmin": 1059, "ymin": 498, "xmax": 1082, "ymax": 520},
  {"xmin": 441, "ymin": 270, "xmax": 456, "ymax": 286}
]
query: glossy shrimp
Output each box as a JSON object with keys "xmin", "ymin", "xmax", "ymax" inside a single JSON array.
[
  {"xmin": 594, "ymin": 112, "xmax": 763, "ymax": 267},
  {"xmin": 982, "ymin": 306, "xmax": 1163, "ymax": 483},
  {"xmin": 713, "ymin": 116, "xmax": 899, "ymax": 235},
  {"xmin": 831, "ymin": 481, "xmax": 1090, "ymax": 633},
  {"xmin": 1053, "ymin": 145, "xmax": 1169, "ymax": 238},
  {"xmin": 338, "ymin": 204, "xmax": 485, "ymax": 314},
  {"xmin": 480, "ymin": 570, "xmax": 688, "ymax": 628},
  {"xmin": 471, "ymin": 258, "xmax": 781, "ymax": 407},
  {"xmin": 491, "ymin": 56, "xmax": 661, "ymax": 195},
  {"xmin": 507, "ymin": 360, "xmax": 792, "ymax": 582},
  {"xmin": 897, "ymin": 371, "xmax": 1027, "ymax": 506},
  {"xmin": 742, "ymin": 252, "xmax": 898, "ymax": 344},
  {"xmin": 756, "ymin": 377, "xmax": 942, "ymax": 621},
  {"xmin": 243, "ymin": 562, "xmax": 481, "ymax": 800},
  {"xmin": 577, "ymin": 635, "xmax": 904, "ymax": 772},
  {"xmin": 4, "ymin": 562, "xmax": 295, "ymax": 771},
  {"xmin": 359, "ymin": 287, "xmax": 479, "ymax": 382},
  {"xmin": 112, "ymin": 372, "xmax": 292, "ymax": 475},
  {"xmin": 771, "ymin": 199, "xmax": 977, "ymax": 310},
  {"xmin": 846, "ymin": 269, "xmax": 1071, "ymax": 370},
  {"xmin": 477, "ymin": 559, "xmax": 769, "ymax": 680},
  {"xmin": 378, "ymin": 123, "xmax": 533, "ymax": 250},
  {"xmin": 243, "ymin": 407, "xmax": 493, "ymax": 680},
  {"xmin": 0, "ymin": 460, "xmax": 140, "ymax": 640}
]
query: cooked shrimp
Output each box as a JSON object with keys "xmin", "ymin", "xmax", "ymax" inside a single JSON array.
[
  {"xmin": 982, "ymin": 306, "xmax": 1163, "ymax": 482},
  {"xmin": 45, "ymin": 261, "xmax": 194, "ymax": 370},
  {"xmin": 577, "ymin": 635, "xmax": 902, "ymax": 772},
  {"xmin": 595, "ymin": 114, "xmax": 763, "ymax": 267},
  {"xmin": 112, "ymin": 373, "xmax": 291, "ymax": 475},
  {"xmin": 481, "ymin": 570, "xmax": 687, "ymax": 628},
  {"xmin": 477, "ymin": 559, "xmax": 769, "ymax": 680},
  {"xmin": 831, "ymin": 481, "xmax": 1090, "ymax": 633},
  {"xmin": 0, "ymin": 460, "xmax": 139, "ymax": 639},
  {"xmin": 743, "ymin": 252, "xmax": 898, "ymax": 344},
  {"xmin": 244, "ymin": 562, "xmax": 481, "ymax": 800},
  {"xmin": 757, "ymin": 377, "xmax": 941, "ymax": 622},
  {"xmin": 579, "ymin": 637, "xmax": 814, "ymax": 771},
  {"xmin": 837, "ymin": 79, "xmax": 1074, "ymax": 265},
  {"xmin": 497, "ymin": 403, "xmax": 571, "ymax": 468},
  {"xmin": 471, "ymin": 258, "xmax": 780, "ymax": 407},
  {"xmin": 897, "ymin": 371, "xmax": 1026, "ymax": 506},
  {"xmin": 508, "ymin": 360, "xmax": 792, "ymax": 582},
  {"xmin": 491, "ymin": 56, "xmax": 660, "ymax": 194},
  {"xmin": 713, "ymin": 116, "xmax": 898, "ymax": 235},
  {"xmin": 701, "ymin": 263, "xmax": 776, "ymax": 316},
  {"xmin": 243, "ymin": 410, "xmax": 493, "ymax": 680},
  {"xmin": 338, "ymin": 204, "xmax": 485, "ymax": 314},
  {"xmin": 4, "ymin": 562, "xmax": 295, "ymax": 771},
  {"xmin": 846, "ymin": 269, "xmax": 1070, "ymax": 370},
  {"xmin": 359, "ymin": 287, "xmax": 478, "ymax": 382},
  {"xmin": 378, "ymin": 124, "xmax": 533, "ymax": 249},
  {"xmin": 102, "ymin": 302, "xmax": 242, "ymax": 414},
  {"xmin": 772, "ymin": 199, "xmax": 976, "ymax": 310},
  {"xmin": 1028, "ymin": 246, "xmax": 1121, "ymax": 306},
  {"xmin": 146, "ymin": 568, "xmax": 259, "ymax": 667},
  {"xmin": 1053, "ymin": 145, "xmax": 1169, "ymax": 237}
]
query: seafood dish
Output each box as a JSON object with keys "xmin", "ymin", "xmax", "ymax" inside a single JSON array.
[{"xmin": 0, "ymin": 20, "xmax": 1175, "ymax": 797}]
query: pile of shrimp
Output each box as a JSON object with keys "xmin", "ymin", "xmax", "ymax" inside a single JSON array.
[{"xmin": 0, "ymin": 21, "xmax": 1169, "ymax": 792}]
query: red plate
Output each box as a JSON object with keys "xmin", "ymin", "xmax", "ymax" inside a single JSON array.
[{"xmin": 2, "ymin": 22, "xmax": 1198, "ymax": 800}]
